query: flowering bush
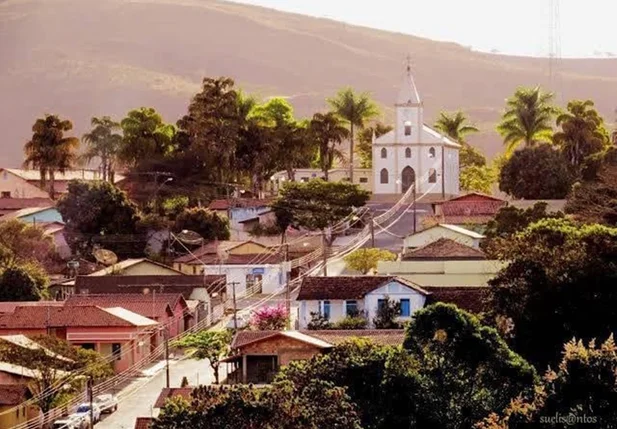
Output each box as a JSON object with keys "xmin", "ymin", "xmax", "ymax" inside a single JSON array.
[{"xmin": 250, "ymin": 304, "xmax": 289, "ymax": 330}]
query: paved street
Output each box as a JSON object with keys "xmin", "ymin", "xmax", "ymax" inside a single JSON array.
[{"xmin": 97, "ymin": 357, "xmax": 216, "ymax": 429}]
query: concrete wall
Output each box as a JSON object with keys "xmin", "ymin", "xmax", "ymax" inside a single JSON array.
[
  {"xmin": 0, "ymin": 170, "xmax": 49, "ymax": 198},
  {"xmin": 271, "ymin": 168, "xmax": 372, "ymax": 193},
  {"xmin": 404, "ymin": 226, "xmax": 482, "ymax": 249},
  {"xmin": 203, "ymin": 264, "xmax": 286, "ymax": 296},
  {"xmin": 377, "ymin": 260, "xmax": 507, "ymax": 287},
  {"xmin": 240, "ymin": 336, "xmax": 322, "ymax": 366}
]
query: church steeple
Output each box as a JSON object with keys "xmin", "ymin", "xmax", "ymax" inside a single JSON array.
[{"xmin": 396, "ymin": 55, "xmax": 421, "ymax": 106}]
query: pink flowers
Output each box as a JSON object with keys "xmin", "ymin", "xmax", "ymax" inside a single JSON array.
[{"xmin": 250, "ymin": 304, "xmax": 289, "ymax": 330}]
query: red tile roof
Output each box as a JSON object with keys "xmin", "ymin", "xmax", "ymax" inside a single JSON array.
[
  {"xmin": 0, "ymin": 197, "xmax": 54, "ymax": 211},
  {"xmin": 153, "ymin": 387, "xmax": 195, "ymax": 408},
  {"xmin": 0, "ymin": 301, "xmax": 64, "ymax": 315},
  {"xmin": 74, "ymin": 275, "xmax": 225, "ymax": 298},
  {"xmin": 184, "ymin": 253, "xmax": 285, "ymax": 266},
  {"xmin": 65, "ymin": 293, "xmax": 187, "ymax": 319},
  {"xmin": 134, "ymin": 417, "xmax": 153, "ymax": 429},
  {"xmin": 0, "ymin": 305, "xmax": 153, "ymax": 329},
  {"xmin": 297, "ymin": 276, "xmax": 428, "ymax": 301},
  {"xmin": 431, "ymin": 215, "xmax": 495, "ymax": 225},
  {"xmin": 402, "ymin": 238, "xmax": 486, "ymax": 261},
  {"xmin": 0, "ymin": 384, "xmax": 30, "ymax": 405},
  {"xmin": 208, "ymin": 199, "xmax": 272, "ymax": 210},
  {"xmin": 231, "ymin": 330, "xmax": 405, "ymax": 349},
  {"xmin": 424, "ymin": 286, "xmax": 489, "ymax": 314},
  {"xmin": 439, "ymin": 192, "xmax": 506, "ymax": 203}
]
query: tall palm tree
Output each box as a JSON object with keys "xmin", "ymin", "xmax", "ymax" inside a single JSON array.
[
  {"xmin": 309, "ymin": 112, "xmax": 350, "ymax": 181},
  {"xmin": 434, "ymin": 111, "xmax": 479, "ymax": 143},
  {"xmin": 497, "ymin": 87, "xmax": 557, "ymax": 154},
  {"xmin": 82, "ymin": 116, "xmax": 123, "ymax": 183},
  {"xmin": 553, "ymin": 99, "xmax": 609, "ymax": 171},
  {"xmin": 327, "ymin": 88, "xmax": 379, "ymax": 182},
  {"xmin": 24, "ymin": 114, "xmax": 80, "ymax": 200}
]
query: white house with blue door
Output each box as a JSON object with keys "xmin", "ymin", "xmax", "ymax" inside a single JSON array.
[{"xmin": 296, "ymin": 276, "xmax": 429, "ymax": 329}]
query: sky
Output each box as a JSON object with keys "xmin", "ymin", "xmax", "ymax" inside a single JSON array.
[{"xmin": 231, "ymin": 0, "xmax": 616, "ymax": 58}]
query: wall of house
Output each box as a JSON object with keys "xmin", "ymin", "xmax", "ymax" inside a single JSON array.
[
  {"xmin": 364, "ymin": 281, "xmax": 426, "ymax": 325},
  {"xmin": 0, "ymin": 171, "xmax": 49, "ymax": 198},
  {"xmin": 377, "ymin": 260, "xmax": 508, "ymax": 287},
  {"xmin": 404, "ymin": 227, "xmax": 481, "ymax": 249},
  {"xmin": 299, "ymin": 299, "xmax": 355, "ymax": 329},
  {"xmin": 203, "ymin": 264, "xmax": 286, "ymax": 297},
  {"xmin": 0, "ymin": 404, "xmax": 28, "ymax": 429},
  {"xmin": 240, "ymin": 336, "xmax": 323, "ymax": 366},
  {"xmin": 270, "ymin": 169, "xmax": 372, "ymax": 193},
  {"xmin": 0, "ymin": 372, "xmax": 31, "ymax": 385},
  {"xmin": 113, "ymin": 263, "xmax": 180, "ymax": 277}
]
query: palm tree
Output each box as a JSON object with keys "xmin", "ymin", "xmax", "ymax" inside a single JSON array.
[
  {"xmin": 327, "ymin": 88, "xmax": 379, "ymax": 182},
  {"xmin": 309, "ymin": 112, "xmax": 349, "ymax": 181},
  {"xmin": 434, "ymin": 111, "xmax": 479, "ymax": 143},
  {"xmin": 497, "ymin": 87, "xmax": 557, "ymax": 154},
  {"xmin": 82, "ymin": 116, "xmax": 123, "ymax": 182},
  {"xmin": 24, "ymin": 114, "xmax": 80, "ymax": 200},
  {"xmin": 553, "ymin": 99, "xmax": 609, "ymax": 171}
]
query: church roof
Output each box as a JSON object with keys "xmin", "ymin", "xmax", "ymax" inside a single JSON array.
[
  {"xmin": 374, "ymin": 125, "xmax": 460, "ymax": 148},
  {"xmin": 397, "ymin": 64, "xmax": 421, "ymax": 105}
]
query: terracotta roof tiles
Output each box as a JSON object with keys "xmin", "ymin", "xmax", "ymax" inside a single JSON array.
[
  {"xmin": 402, "ymin": 238, "xmax": 486, "ymax": 260},
  {"xmin": 208, "ymin": 199, "xmax": 272, "ymax": 210},
  {"xmin": 297, "ymin": 276, "xmax": 428, "ymax": 301},
  {"xmin": 74, "ymin": 275, "xmax": 225, "ymax": 298},
  {"xmin": 134, "ymin": 417, "xmax": 153, "ymax": 429},
  {"xmin": 0, "ymin": 384, "xmax": 30, "ymax": 405},
  {"xmin": 154, "ymin": 387, "xmax": 195, "ymax": 408},
  {"xmin": 65, "ymin": 293, "xmax": 186, "ymax": 319},
  {"xmin": 424, "ymin": 286, "xmax": 489, "ymax": 314}
]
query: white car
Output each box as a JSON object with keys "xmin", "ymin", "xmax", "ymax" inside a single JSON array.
[
  {"xmin": 74, "ymin": 403, "xmax": 101, "ymax": 423},
  {"xmin": 94, "ymin": 394, "xmax": 118, "ymax": 414},
  {"xmin": 52, "ymin": 414, "xmax": 89, "ymax": 429}
]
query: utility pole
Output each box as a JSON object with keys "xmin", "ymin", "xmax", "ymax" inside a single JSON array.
[
  {"xmin": 87, "ymin": 376, "xmax": 94, "ymax": 429},
  {"xmin": 164, "ymin": 328, "xmax": 170, "ymax": 389},
  {"xmin": 230, "ymin": 282, "xmax": 239, "ymax": 332},
  {"xmin": 413, "ymin": 183, "xmax": 417, "ymax": 234},
  {"xmin": 441, "ymin": 145, "xmax": 446, "ymax": 199},
  {"xmin": 321, "ymin": 230, "xmax": 328, "ymax": 276},
  {"xmin": 283, "ymin": 243, "xmax": 291, "ymax": 329},
  {"xmin": 369, "ymin": 211, "xmax": 375, "ymax": 248}
]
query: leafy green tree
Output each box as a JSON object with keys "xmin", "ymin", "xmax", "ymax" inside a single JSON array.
[
  {"xmin": 356, "ymin": 122, "xmax": 393, "ymax": 168},
  {"xmin": 499, "ymin": 144, "xmax": 573, "ymax": 199},
  {"xmin": 553, "ymin": 100, "xmax": 609, "ymax": 174},
  {"xmin": 497, "ymin": 87, "xmax": 557, "ymax": 154},
  {"xmin": 333, "ymin": 315, "xmax": 368, "ymax": 330},
  {"xmin": 173, "ymin": 207, "xmax": 230, "ymax": 242},
  {"xmin": 435, "ymin": 111, "xmax": 483, "ymax": 169},
  {"xmin": 81, "ymin": 116, "xmax": 123, "ymax": 182},
  {"xmin": 488, "ymin": 218, "xmax": 617, "ymax": 367},
  {"xmin": 174, "ymin": 331, "xmax": 231, "ymax": 384},
  {"xmin": 23, "ymin": 114, "xmax": 80, "ymax": 199},
  {"xmin": 308, "ymin": 112, "xmax": 349, "ymax": 180},
  {"xmin": 460, "ymin": 165, "xmax": 496, "ymax": 194},
  {"xmin": 0, "ymin": 264, "xmax": 48, "ymax": 301},
  {"xmin": 0, "ymin": 220, "xmax": 57, "ymax": 269},
  {"xmin": 119, "ymin": 107, "xmax": 176, "ymax": 168},
  {"xmin": 161, "ymin": 196, "xmax": 189, "ymax": 220},
  {"xmin": 343, "ymin": 248, "xmax": 396, "ymax": 274},
  {"xmin": 327, "ymin": 87, "xmax": 380, "ymax": 182},
  {"xmin": 402, "ymin": 303, "xmax": 537, "ymax": 429},
  {"xmin": 460, "ymin": 143, "xmax": 487, "ymax": 168},
  {"xmin": 57, "ymin": 180, "xmax": 142, "ymax": 257},
  {"xmin": 372, "ymin": 296, "xmax": 402, "ymax": 329}
]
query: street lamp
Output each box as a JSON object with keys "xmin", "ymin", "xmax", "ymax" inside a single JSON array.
[{"xmin": 154, "ymin": 177, "xmax": 174, "ymax": 212}]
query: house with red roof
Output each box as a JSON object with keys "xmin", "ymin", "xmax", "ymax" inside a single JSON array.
[
  {"xmin": 429, "ymin": 192, "xmax": 507, "ymax": 227},
  {"xmin": 0, "ymin": 305, "xmax": 158, "ymax": 372}
]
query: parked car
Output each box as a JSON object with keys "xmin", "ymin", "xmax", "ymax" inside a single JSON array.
[
  {"xmin": 94, "ymin": 394, "xmax": 118, "ymax": 413},
  {"xmin": 52, "ymin": 414, "xmax": 89, "ymax": 429},
  {"xmin": 74, "ymin": 403, "xmax": 101, "ymax": 423}
]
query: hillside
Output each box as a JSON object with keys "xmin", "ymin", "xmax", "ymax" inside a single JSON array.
[{"xmin": 2, "ymin": 0, "xmax": 617, "ymax": 165}]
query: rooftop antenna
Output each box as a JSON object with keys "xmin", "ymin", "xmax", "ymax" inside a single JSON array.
[{"xmin": 548, "ymin": 0, "xmax": 562, "ymax": 99}]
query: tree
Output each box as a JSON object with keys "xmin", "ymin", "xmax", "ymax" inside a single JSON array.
[
  {"xmin": 57, "ymin": 180, "xmax": 142, "ymax": 257},
  {"xmin": 81, "ymin": 116, "xmax": 123, "ymax": 182},
  {"xmin": 173, "ymin": 208, "xmax": 230, "ymax": 242},
  {"xmin": 308, "ymin": 112, "xmax": 349, "ymax": 180},
  {"xmin": 460, "ymin": 165, "xmax": 496, "ymax": 194},
  {"xmin": 119, "ymin": 107, "xmax": 176, "ymax": 168},
  {"xmin": 487, "ymin": 218, "xmax": 617, "ymax": 367},
  {"xmin": 434, "ymin": 110, "xmax": 479, "ymax": 145},
  {"xmin": 328, "ymin": 87, "xmax": 380, "ymax": 182},
  {"xmin": 0, "ymin": 264, "xmax": 48, "ymax": 301},
  {"xmin": 499, "ymin": 144, "xmax": 573, "ymax": 199},
  {"xmin": 343, "ymin": 248, "xmax": 396, "ymax": 274},
  {"xmin": 23, "ymin": 114, "xmax": 80, "ymax": 200},
  {"xmin": 356, "ymin": 122, "xmax": 393, "ymax": 168},
  {"xmin": 459, "ymin": 143, "xmax": 487, "ymax": 168},
  {"xmin": 402, "ymin": 303, "xmax": 537, "ymax": 429},
  {"xmin": 497, "ymin": 87, "xmax": 557, "ymax": 154},
  {"xmin": 174, "ymin": 331, "xmax": 231, "ymax": 384},
  {"xmin": 372, "ymin": 296, "xmax": 401, "ymax": 329},
  {"xmin": 0, "ymin": 220, "xmax": 57, "ymax": 269},
  {"xmin": 249, "ymin": 304, "xmax": 289, "ymax": 330},
  {"xmin": 553, "ymin": 100, "xmax": 609, "ymax": 174}
]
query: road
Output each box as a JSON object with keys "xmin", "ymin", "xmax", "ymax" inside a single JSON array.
[{"xmin": 97, "ymin": 357, "xmax": 216, "ymax": 429}]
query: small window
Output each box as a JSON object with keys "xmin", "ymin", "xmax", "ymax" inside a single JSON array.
[
  {"xmin": 359, "ymin": 177, "xmax": 368, "ymax": 184},
  {"xmin": 405, "ymin": 148, "xmax": 411, "ymax": 158},
  {"xmin": 428, "ymin": 147, "xmax": 436, "ymax": 158},
  {"xmin": 381, "ymin": 148, "xmax": 387, "ymax": 159},
  {"xmin": 404, "ymin": 121, "xmax": 412, "ymax": 136},
  {"xmin": 377, "ymin": 299, "xmax": 386, "ymax": 311},
  {"xmin": 1, "ymin": 191, "xmax": 10, "ymax": 198},
  {"xmin": 380, "ymin": 168, "xmax": 389, "ymax": 184},
  {"xmin": 320, "ymin": 300, "xmax": 331, "ymax": 320},
  {"xmin": 429, "ymin": 168, "xmax": 437, "ymax": 183},
  {"xmin": 112, "ymin": 343, "xmax": 121, "ymax": 361},
  {"xmin": 400, "ymin": 299, "xmax": 411, "ymax": 317},
  {"xmin": 192, "ymin": 265, "xmax": 197, "ymax": 275},
  {"xmin": 345, "ymin": 300, "xmax": 358, "ymax": 317}
]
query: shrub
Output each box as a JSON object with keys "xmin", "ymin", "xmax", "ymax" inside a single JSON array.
[
  {"xmin": 250, "ymin": 304, "xmax": 289, "ymax": 330},
  {"xmin": 333, "ymin": 315, "xmax": 368, "ymax": 330},
  {"xmin": 307, "ymin": 312, "xmax": 332, "ymax": 330}
]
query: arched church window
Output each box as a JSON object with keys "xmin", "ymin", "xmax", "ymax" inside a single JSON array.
[
  {"xmin": 404, "ymin": 121, "xmax": 412, "ymax": 136},
  {"xmin": 428, "ymin": 168, "xmax": 437, "ymax": 183},
  {"xmin": 381, "ymin": 148, "xmax": 387, "ymax": 159},
  {"xmin": 380, "ymin": 168, "xmax": 389, "ymax": 184},
  {"xmin": 428, "ymin": 147, "xmax": 436, "ymax": 158},
  {"xmin": 405, "ymin": 147, "xmax": 411, "ymax": 158}
]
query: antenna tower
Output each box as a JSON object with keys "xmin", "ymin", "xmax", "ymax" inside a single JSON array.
[{"xmin": 548, "ymin": 0, "xmax": 562, "ymax": 96}]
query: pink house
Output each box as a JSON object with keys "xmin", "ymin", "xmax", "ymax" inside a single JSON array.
[{"xmin": 0, "ymin": 305, "xmax": 158, "ymax": 373}]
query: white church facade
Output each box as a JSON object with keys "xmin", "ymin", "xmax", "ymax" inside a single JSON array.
[{"xmin": 271, "ymin": 63, "xmax": 460, "ymax": 199}]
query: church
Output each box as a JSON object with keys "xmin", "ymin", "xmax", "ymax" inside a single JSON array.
[{"xmin": 271, "ymin": 62, "xmax": 461, "ymax": 199}]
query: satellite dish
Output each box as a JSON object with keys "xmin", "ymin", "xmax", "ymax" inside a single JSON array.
[
  {"xmin": 176, "ymin": 230, "xmax": 203, "ymax": 246},
  {"xmin": 93, "ymin": 248, "xmax": 118, "ymax": 266}
]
